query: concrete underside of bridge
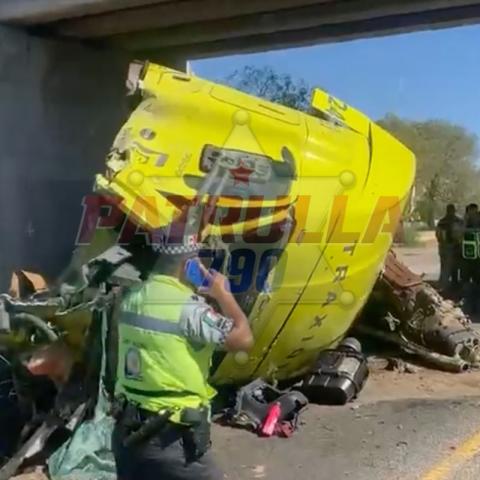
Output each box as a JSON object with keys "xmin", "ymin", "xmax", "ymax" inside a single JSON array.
[{"xmin": 1, "ymin": 0, "xmax": 480, "ymax": 58}]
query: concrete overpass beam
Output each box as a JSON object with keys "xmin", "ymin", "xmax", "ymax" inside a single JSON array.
[
  {"xmin": 109, "ymin": 0, "xmax": 480, "ymax": 52},
  {"xmin": 0, "ymin": 0, "xmax": 168, "ymax": 24},
  {"xmin": 54, "ymin": 0, "xmax": 330, "ymax": 38}
]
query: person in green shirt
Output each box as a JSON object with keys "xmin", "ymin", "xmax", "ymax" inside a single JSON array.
[{"xmin": 461, "ymin": 203, "xmax": 480, "ymax": 313}]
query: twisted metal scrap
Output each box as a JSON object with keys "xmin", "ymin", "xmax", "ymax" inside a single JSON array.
[{"xmin": 361, "ymin": 250, "xmax": 480, "ymax": 371}]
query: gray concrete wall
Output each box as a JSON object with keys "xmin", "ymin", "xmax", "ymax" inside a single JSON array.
[{"xmin": 0, "ymin": 26, "xmax": 130, "ymax": 290}]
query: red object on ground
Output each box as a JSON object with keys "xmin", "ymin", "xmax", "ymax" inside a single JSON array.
[{"xmin": 260, "ymin": 402, "xmax": 282, "ymax": 437}]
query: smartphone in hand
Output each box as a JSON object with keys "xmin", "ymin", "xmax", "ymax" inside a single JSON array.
[{"xmin": 184, "ymin": 258, "xmax": 206, "ymax": 287}]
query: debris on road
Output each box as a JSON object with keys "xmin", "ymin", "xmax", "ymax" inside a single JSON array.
[
  {"xmin": 222, "ymin": 337, "xmax": 370, "ymax": 437},
  {"xmin": 299, "ymin": 337, "xmax": 369, "ymax": 405},
  {"xmin": 385, "ymin": 357, "xmax": 419, "ymax": 374},
  {"xmin": 358, "ymin": 250, "xmax": 480, "ymax": 372},
  {"xmin": 224, "ymin": 379, "xmax": 308, "ymax": 437},
  {"xmin": 0, "ymin": 248, "xmax": 474, "ymax": 474}
]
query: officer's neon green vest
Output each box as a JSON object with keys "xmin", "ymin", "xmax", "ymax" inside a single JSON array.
[{"xmin": 116, "ymin": 274, "xmax": 216, "ymax": 417}]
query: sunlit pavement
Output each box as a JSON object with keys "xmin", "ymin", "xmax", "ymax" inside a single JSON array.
[{"xmin": 214, "ymin": 396, "xmax": 480, "ymax": 480}]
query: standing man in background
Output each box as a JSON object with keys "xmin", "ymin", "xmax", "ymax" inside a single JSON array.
[
  {"xmin": 463, "ymin": 203, "xmax": 480, "ymax": 229},
  {"xmin": 436, "ymin": 204, "xmax": 463, "ymax": 292},
  {"xmin": 461, "ymin": 203, "xmax": 480, "ymax": 313},
  {"xmin": 112, "ymin": 231, "xmax": 254, "ymax": 480}
]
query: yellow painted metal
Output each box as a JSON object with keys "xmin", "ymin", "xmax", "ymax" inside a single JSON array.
[{"xmin": 96, "ymin": 63, "xmax": 416, "ymax": 384}]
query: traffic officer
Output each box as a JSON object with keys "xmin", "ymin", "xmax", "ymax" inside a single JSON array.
[
  {"xmin": 461, "ymin": 203, "xmax": 480, "ymax": 313},
  {"xmin": 435, "ymin": 203, "xmax": 463, "ymax": 291},
  {"xmin": 112, "ymin": 232, "xmax": 254, "ymax": 480}
]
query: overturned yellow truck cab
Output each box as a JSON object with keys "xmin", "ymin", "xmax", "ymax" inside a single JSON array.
[{"xmin": 95, "ymin": 62, "xmax": 416, "ymax": 385}]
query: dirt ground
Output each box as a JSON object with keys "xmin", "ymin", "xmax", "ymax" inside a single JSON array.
[{"xmin": 363, "ymin": 362, "xmax": 480, "ymax": 402}]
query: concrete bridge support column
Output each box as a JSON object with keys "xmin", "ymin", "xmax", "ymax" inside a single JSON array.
[{"xmin": 0, "ymin": 26, "xmax": 129, "ymax": 289}]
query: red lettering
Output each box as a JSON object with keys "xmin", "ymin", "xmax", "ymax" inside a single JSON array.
[{"xmin": 75, "ymin": 195, "xmax": 124, "ymax": 245}]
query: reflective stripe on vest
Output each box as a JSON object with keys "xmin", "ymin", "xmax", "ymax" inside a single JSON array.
[
  {"xmin": 116, "ymin": 274, "xmax": 216, "ymax": 416},
  {"xmin": 463, "ymin": 230, "xmax": 480, "ymax": 260},
  {"xmin": 120, "ymin": 311, "xmax": 183, "ymax": 337}
]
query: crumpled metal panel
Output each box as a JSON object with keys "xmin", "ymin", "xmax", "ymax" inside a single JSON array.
[
  {"xmin": 382, "ymin": 250, "xmax": 422, "ymax": 290},
  {"xmin": 375, "ymin": 250, "xmax": 480, "ymax": 367}
]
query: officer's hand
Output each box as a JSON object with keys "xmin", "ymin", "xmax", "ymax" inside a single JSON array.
[{"xmin": 198, "ymin": 264, "xmax": 231, "ymax": 301}]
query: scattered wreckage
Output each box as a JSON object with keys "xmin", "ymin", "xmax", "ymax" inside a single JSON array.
[
  {"xmin": 360, "ymin": 250, "xmax": 480, "ymax": 372},
  {"xmin": 0, "ymin": 62, "xmax": 479, "ymax": 478},
  {"xmin": 3, "ymin": 249, "xmax": 480, "ymax": 478}
]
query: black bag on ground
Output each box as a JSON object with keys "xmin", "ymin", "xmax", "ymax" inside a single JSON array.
[
  {"xmin": 226, "ymin": 379, "xmax": 308, "ymax": 433},
  {"xmin": 300, "ymin": 337, "xmax": 369, "ymax": 405}
]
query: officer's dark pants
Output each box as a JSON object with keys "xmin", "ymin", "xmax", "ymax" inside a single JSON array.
[
  {"xmin": 112, "ymin": 419, "xmax": 223, "ymax": 480},
  {"xmin": 439, "ymin": 246, "xmax": 460, "ymax": 291}
]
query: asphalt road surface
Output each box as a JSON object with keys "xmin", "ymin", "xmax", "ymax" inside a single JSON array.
[
  {"xmin": 214, "ymin": 394, "xmax": 480, "ymax": 480},
  {"xmin": 395, "ymin": 243, "xmax": 439, "ymax": 282}
]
